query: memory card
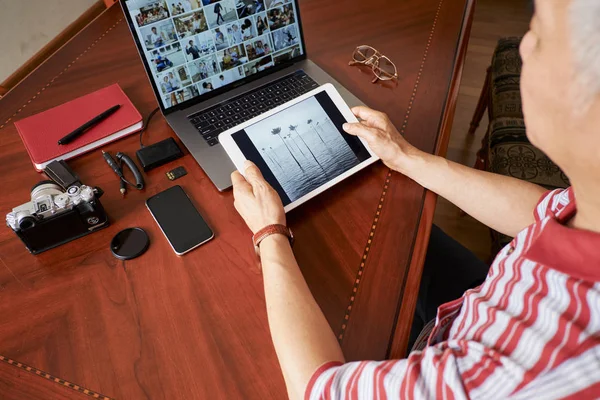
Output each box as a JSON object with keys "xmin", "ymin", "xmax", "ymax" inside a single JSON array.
[{"xmin": 166, "ymin": 166, "xmax": 187, "ymax": 181}]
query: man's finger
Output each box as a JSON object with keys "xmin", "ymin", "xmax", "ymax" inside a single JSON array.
[
  {"xmin": 244, "ymin": 160, "xmax": 265, "ymax": 185},
  {"xmin": 351, "ymin": 106, "xmax": 389, "ymax": 129},
  {"xmin": 231, "ymin": 170, "xmax": 252, "ymax": 195},
  {"xmin": 343, "ymin": 122, "xmax": 379, "ymax": 141}
]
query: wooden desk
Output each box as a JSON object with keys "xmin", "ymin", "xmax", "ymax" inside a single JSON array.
[{"xmin": 0, "ymin": 1, "xmax": 473, "ymax": 398}]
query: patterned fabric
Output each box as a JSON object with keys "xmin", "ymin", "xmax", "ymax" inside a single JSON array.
[
  {"xmin": 487, "ymin": 37, "xmax": 569, "ymax": 252},
  {"xmin": 306, "ymin": 188, "xmax": 600, "ymax": 399}
]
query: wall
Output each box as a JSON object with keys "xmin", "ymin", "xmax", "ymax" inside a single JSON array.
[{"xmin": 0, "ymin": 0, "xmax": 98, "ymax": 83}]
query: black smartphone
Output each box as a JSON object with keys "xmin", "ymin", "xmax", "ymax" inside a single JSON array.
[{"xmin": 146, "ymin": 185, "xmax": 214, "ymax": 255}]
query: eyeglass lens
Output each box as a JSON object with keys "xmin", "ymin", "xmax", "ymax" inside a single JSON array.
[
  {"xmin": 353, "ymin": 46, "xmax": 377, "ymax": 62},
  {"xmin": 373, "ymin": 57, "xmax": 396, "ymax": 80}
]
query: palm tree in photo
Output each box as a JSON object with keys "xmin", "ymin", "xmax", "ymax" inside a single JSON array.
[
  {"xmin": 269, "ymin": 146, "xmax": 283, "ymax": 167},
  {"xmin": 290, "ymin": 124, "xmax": 328, "ymax": 175},
  {"xmin": 286, "ymin": 132, "xmax": 307, "ymax": 158},
  {"xmin": 307, "ymin": 119, "xmax": 329, "ymax": 147},
  {"xmin": 308, "ymin": 118, "xmax": 340, "ymax": 163},
  {"xmin": 272, "ymin": 127, "xmax": 303, "ymax": 171},
  {"xmin": 262, "ymin": 147, "xmax": 281, "ymax": 169}
]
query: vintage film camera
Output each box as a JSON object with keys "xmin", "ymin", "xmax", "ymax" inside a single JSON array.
[{"xmin": 5, "ymin": 161, "xmax": 109, "ymax": 254}]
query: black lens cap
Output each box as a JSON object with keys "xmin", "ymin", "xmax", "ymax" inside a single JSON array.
[{"xmin": 110, "ymin": 228, "xmax": 149, "ymax": 260}]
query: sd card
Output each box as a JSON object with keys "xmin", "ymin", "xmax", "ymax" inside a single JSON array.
[{"xmin": 166, "ymin": 166, "xmax": 187, "ymax": 181}]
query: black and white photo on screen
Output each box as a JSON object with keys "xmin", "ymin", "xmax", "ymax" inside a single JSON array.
[
  {"xmin": 243, "ymin": 96, "xmax": 362, "ymax": 202},
  {"xmin": 271, "ymin": 23, "xmax": 298, "ymax": 51},
  {"xmin": 149, "ymin": 42, "xmax": 186, "ymax": 73},
  {"xmin": 173, "ymin": 9, "xmax": 208, "ymax": 38},
  {"xmin": 242, "ymin": 55, "xmax": 274, "ymax": 77},
  {"xmin": 183, "ymin": 30, "xmax": 216, "ymax": 61},
  {"xmin": 129, "ymin": 0, "xmax": 171, "ymax": 27},
  {"xmin": 168, "ymin": 0, "xmax": 201, "ymax": 16},
  {"xmin": 204, "ymin": 0, "xmax": 238, "ymax": 28},
  {"xmin": 157, "ymin": 65, "xmax": 192, "ymax": 94},
  {"xmin": 139, "ymin": 19, "xmax": 177, "ymax": 50},
  {"xmin": 266, "ymin": 4, "xmax": 295, "ymax": 30}
]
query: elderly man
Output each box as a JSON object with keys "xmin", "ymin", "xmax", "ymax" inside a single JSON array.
[{"xmin": 231, "ymin": 0, "xmax": 600, "ymax": 398}]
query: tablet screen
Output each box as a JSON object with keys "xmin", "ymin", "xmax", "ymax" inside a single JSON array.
[{"xmin": 231, "ymin": 91, "xmax": 371, "ymax": 206}]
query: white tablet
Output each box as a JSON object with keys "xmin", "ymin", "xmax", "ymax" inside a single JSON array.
[{"xmin": 219, "ymin": 83, "xmax": 379, "ymax": 212}]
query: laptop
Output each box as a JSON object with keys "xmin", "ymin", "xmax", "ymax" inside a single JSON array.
[{"xmin": 121, "ymin": 0, "xmax": 364, "ymax": 191}]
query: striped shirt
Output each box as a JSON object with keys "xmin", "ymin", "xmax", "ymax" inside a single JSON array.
[{"xmin": 306, "ymin": 188, "xmax": 600, "ymax": 399}]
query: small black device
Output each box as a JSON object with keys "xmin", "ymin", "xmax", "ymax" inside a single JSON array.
[
  {"xmin": 166, "ymin": 166, "xmax": 187, "ymax": 181},
  {"xmin": 146, "ymin": 185, "xmax": 213, "ymax": 255},
  {"xmin": 136, "ymin": 137, "xmax": 183, "ymax": 172},
  {"xmin": 5, "ymin": 171, "xmax": 109, "ymax": 255},
  {"xmin": 58, "ymin": 104, "xmax": 121, "ymax": 145},
  {"xmin": 110, "ymin": 227, "xmax": 150, "ymax": 260}
]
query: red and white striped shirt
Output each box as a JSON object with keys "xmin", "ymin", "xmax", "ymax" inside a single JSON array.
[{"xmin": 306, "ymin": 188, "xmax": 600, "ymax": 399}]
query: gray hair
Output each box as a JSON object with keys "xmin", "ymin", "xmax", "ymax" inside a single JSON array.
[{"xmin": 570, "ymin": 0, "xmax": 600, "ymax": 108}]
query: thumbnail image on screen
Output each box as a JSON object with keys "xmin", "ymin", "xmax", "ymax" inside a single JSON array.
[
  {"xmin": 231, "ymin": 92, "xmax": 372, "ymax": 206},
  {"xmin": 125, "ymin": 0, "xmax": 304, "ymax": 110}
]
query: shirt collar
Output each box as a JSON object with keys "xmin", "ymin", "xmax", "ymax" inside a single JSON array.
[{"xmin": 524, "ymin": 192, "xmax": 600, "ymax": 281}]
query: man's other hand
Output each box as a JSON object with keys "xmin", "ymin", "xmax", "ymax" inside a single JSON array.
[{"xmin": 343, "ymin": 106, "xmax": 424, "ymax": 175}]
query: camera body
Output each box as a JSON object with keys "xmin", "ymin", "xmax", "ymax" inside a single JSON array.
[{"xmin": 6, "ymin": 180, "xmax": 109, "ymax": 254}]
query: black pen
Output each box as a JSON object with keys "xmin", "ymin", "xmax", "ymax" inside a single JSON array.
[{"xmin": 58, "ymin": 104, "xmax": 121, "ymax": 145}]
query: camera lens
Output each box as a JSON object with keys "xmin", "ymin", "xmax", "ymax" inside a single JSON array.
[
  {"xmin": 31, "ymin": 180, "xmax": 56, "ymax": 192},
  {"xmin": 18, "ymin": 216, "xmax": 36, "ymax": 230}
]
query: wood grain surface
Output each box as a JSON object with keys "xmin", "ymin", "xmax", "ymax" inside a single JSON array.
[{"xmin": 0, "ymin": 0, "xmax": 472, "ymax": 398}]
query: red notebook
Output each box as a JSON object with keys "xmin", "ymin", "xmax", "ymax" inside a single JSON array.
[{"xmin": 14, "ymin": 84, "xmax": 143, "ymax": 171}]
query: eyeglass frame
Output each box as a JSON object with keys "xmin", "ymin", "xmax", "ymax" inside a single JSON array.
[{"xmin": 348, "ymin": 45, "xmax": 399, "ymax": 83}]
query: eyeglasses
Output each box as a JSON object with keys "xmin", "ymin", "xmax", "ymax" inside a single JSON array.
[{"xmin": 349, "ymin": 45, "xmax": 398, "ymax": 83}]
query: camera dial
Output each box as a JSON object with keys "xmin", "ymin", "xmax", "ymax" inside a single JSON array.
[
  {"xmin": 54, "ymin": 194, "xmax": 70, "ymax": 208},
  {"xmin": 80, "ymin": 186, "xmax": 94, "ymax": 202}
]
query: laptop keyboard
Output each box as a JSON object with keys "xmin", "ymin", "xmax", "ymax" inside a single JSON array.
[{"xmin": 188, "ymin": 70, "xmax": 319, "ymax": 146}]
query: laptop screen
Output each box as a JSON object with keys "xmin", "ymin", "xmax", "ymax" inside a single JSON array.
[{"xmin": 124, "ymin": 0, "xmax": 305, "ymax": 111}]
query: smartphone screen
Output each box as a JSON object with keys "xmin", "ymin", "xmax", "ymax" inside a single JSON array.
[{"xmin": 146, "ymin": 185, "xmax": 214, "ymax": 255}]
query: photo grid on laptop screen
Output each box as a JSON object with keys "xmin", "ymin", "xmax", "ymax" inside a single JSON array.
[{"xmin": 125, "ymin": 0, "xmax": 304, "ymax": 110}]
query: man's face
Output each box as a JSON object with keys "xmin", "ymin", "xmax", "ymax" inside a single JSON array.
[
  {"xmin": 152, "ymin": 28, "xmax": 157, "ymax": 33},
  {"xmin": 520, "ymin": 0, "xmax": 595, "ymax": 168}
]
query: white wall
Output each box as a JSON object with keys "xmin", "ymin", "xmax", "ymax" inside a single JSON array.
[{"xmin": 0, "ymin": 0, "xmax": 98, "ymax": 83}]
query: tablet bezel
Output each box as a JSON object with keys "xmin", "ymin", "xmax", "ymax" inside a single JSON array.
[{"xmin": 219, "ymin": 83, "xmax": 379, "ymax": 212}]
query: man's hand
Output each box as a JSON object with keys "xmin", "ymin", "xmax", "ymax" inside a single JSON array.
[
  {"xmin": 231, "ymin": 160, "xmax": 286, "ymax": 234},
  {"xmin": 343, "ymin": 106, "xmax": 424, "ymax": 175}
]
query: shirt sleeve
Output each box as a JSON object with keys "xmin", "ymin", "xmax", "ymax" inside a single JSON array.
[
  {"xmin": 305, "ymin": 345, "xmax": 471, "ymax": 400},
  {"xmin": 305, "ymin": 340, "xmax": 538, "ymax": 400}
]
